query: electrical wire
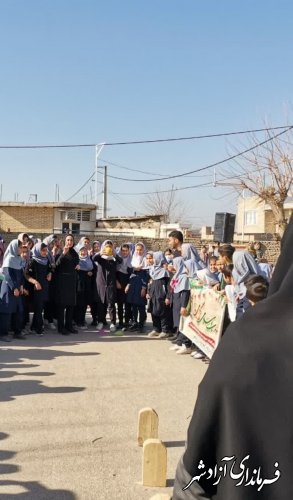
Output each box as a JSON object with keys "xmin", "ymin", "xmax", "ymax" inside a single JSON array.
[
  {"xmin": 98, "ymin": 157, "xmax": 213, "ymax": 179},
  {"xmin": 0, "ymin": 126, "xmax": 290, "ymax": 149},
  {"xmin": 109, "ymin": 163, "xmax": 270, "ymax": 196},
  {"xmin": 65, "ymin": 172, "xmax": 96, "ymax": 201},
  {"xmin": 111, "ymin": 181, "xmax": 212, "ymax": 196},
  {"xmin": 102, "ymin": 127, "xmax": 293, "ymax": 182}
]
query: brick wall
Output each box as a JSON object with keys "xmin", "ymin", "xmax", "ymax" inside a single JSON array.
[
  {"xmin": 1, "ymin": 232, "xmax": 280, "ymax": 264},
  {"xmin": 0, "ymin": 207, "xmax": 54, "ymax": 233}
]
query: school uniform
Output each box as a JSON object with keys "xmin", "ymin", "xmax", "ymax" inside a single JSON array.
[
  {"xmin": 24, "ymin": 245, "xmax": 51, "ymax": 335},
  {"xmin": 54, "ymin": 247, "xmax": 79, "ymax": 333},
  {"xmin": 116, "ymin": 251, "xmax": 133, "ymax": 328},
  {"xmin": 148, "ymin": 252, "xmax": 172, "ymax": 334},
  {"xmin": 74, "ymin": 255, "xmax": 93, "ymax": 327},
  {"xmin": 0, "ymin": 240, "xmax": 25, "ymax": 339},
  {"xmin": 126, "ymin": 269, "xmax": 149, "ymax": 330},
  {"xmin": 93, "ymin": 253, "xmax": 122, "ymax": 326},
  {"xmin": 170, "ymin": 257, "xmax": 191, "ymax": 348}
]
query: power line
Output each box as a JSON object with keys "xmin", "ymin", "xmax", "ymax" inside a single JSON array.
[
  {"xmin": 112, "ymin": 181, "xmax": 212, "ymax": 196},
  {"xmin": 103, "ymin": 127, "xmax": 293, "ymax": 182},
  {"xmin": 0, "ymin": 125, "xmax": 290, "ymax": 149},
  {"xmin": 98, "ymin": 157, "xmax": 213, "ymax": 178},
  {"xmin": 102, "ymin": 126, "xmax": 291, "ymax": 146},
  {"xmin": 110, "ymin": 164, "xmax": 269, "ymax": 196},
  {"xmin": 65, "ymin": 172, "xmax": 96, "ymax": 201}
]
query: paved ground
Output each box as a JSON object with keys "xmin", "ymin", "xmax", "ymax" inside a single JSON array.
[{"xmin": 0, "ymin": 319, "xmax": 208, "ymax": 500}]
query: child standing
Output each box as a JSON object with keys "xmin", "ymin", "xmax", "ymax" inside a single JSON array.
[
  {"xmin": 116, "ymin": 244, "xmax": 133, "ymax": 330},
  {"xmin": 147, "ymin": 251, "xmax": 172, "ymax": 339},
  {"xmin": 168, "ymin": 257, "xmax": 192, "ymax": 354},
  {"xmin": 74, "ymin": 246, "xmax": 94, "ymax": 329},
  {"xmin": 93, "ymin": 240, "xmax": 122, "ymax": 332},
  {"xmin": 126, "ymin": 242, "xmax": 149, "ymax": 333},
  {"xmin": 1, "ymin": 239, "xmax": 26, "ymax": 340},
  {"xmin": 24, "ymin": 242, "xmax": 52, "ymax": 336}
]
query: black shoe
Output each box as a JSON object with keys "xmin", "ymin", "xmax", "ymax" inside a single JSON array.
[
  {"xmin": 66, "ymin": 328, "xmax": 78, "ymax": 334},
  {"xmin": 60, "ymin": 329, "xmax": 70, "ymax": 336},
  {"xmin": 13, "ymin": 333, "xmax": 26, "ymax": 340},
  {"xmin": 0, "ymin": 336, "xmax": 12, "ymax": 342},
  {"xmin": 128, "ymin": 323, "xmax": 138, "ymax": 332}
]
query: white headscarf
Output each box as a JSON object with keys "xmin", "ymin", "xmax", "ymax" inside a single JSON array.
[
  {"xmin": 149, "ymin": 251, "xmax": 168, "ymax": 280},
  {"xmin": 181, "ymin": 243, "xmax": 206, "ymax": 269},
  {"xmin": 2, "ymin": 239, "xmax": 22, "ymax": 270},
  {"xmin": 131, "ymin": 242, "xmax": 146, "ymax": 268},
  {"xmin": 171, "ymin": 257, "xmax": 190, "ymax": 293}
]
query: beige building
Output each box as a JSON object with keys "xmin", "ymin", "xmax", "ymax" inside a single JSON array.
[
  {"xmin": 96, "ymin": 215, "xmax": 192, "ymax": 239},
  {"xmin": 0, "ymin": 202, "xmax": 97, "ymax": 235},
  {"xmin": 235, "ymin": 194, "xmax": 293, "ymax": 240}
]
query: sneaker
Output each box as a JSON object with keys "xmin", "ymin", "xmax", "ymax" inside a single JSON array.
[
  {"xmin": 97, "ymin": 322, "xmax": 104, "ymax": 331},
  {"xmin": 79, "ymin": 325, "xmax": 88, "ymax": 330},
  {"xmin": 169, "ymin": 344, "xmax": 182, "ymax": 351},
  {"xmin": 158, "ymin": 332, "xmax": 169, "ymax": 339},
  {"xmin": 176, "ymin": 345, "xmax": 192, "ymax": 355},
  {"xmin": 48, "ymin": 322, "xmax": 56, "ymax": 330},
  {"xmin": 148, "ymin": 330, "xmax": 160, "ymax": 338},
  {"xmin": 192, "ymin": 351, "xmax": 204, "ymax": 359},
  {"xmin": 109, "ymin": 324, "xmax": 116, "ymax": 333},
  {"xmin": 168, "ymin": 334, "xmax": 178, "ymax": 341}
]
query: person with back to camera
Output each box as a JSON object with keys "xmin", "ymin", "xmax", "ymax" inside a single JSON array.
[{"xmin": 173, "ymin": 216, "xmax": 293, "ymax": 500}]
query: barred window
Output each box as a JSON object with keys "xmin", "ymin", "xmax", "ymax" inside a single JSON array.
[{"xmin": 82, "ymin": 211, "xmax": 91, "ymax": 221}]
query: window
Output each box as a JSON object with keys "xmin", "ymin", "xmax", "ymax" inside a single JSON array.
[
  {"xmin": 82, "ymin": 211, "xmax": 91, "ymax": 221},
  {"xmin": 62, "ymin": 223, "xmax": 70, "ymax": 233},
  {"xmin": 72, "ymin": 223, "xmax": 80, "ymax": 235},
  {"xmin": 68, "ymin": 211, "xmax": 77, "ymax": 220},
  {"xmin": 62, "ymin": 210, "xmax": 91, "ymax": 221},
  {"xmin": 244, "ymin": 210, "xmax": 257, "ymax": 226}
]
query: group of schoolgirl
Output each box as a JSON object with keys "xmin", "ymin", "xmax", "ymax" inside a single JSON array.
[
  {"xmin": 163, "ymin": 231, "xmax": 271, "ymax": 359},
  {"xmin": 0, "ymin": 231, "xmax": 271, "ymax": 348},
  {"xmin": 0, "ymin": 234, "xmax": 175, "ymax": 341}
]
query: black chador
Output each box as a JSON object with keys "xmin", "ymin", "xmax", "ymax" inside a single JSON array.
[{"xmin": 173, "ymin": 216, "xmax": 293, "ymax": 500}]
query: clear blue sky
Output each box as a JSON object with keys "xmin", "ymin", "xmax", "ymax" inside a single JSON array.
[{"xmin": 1, "ymin": 0, "xmax": 293, "ymax": 227}]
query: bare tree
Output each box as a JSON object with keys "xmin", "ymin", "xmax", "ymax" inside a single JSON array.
[
  {"xmin": 220, "ymin": 125, "xmax": 293, "ymax": 237},
  {"xmin": 143, "ymin": 186, "xmax": 188, "ymax": 223}
]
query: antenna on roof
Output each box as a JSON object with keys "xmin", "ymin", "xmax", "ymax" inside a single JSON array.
[{"xmin": 28, "ymin": 194, "xmax": 38, "ymax": 202}]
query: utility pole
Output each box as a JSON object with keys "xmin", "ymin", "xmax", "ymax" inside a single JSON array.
[
  {"xmin": 95, "ymin": 143, "xmax": 105, "ymax": 218},
  {"xmin": 55, "ymin": 184, "xmax": 60, "ymax": 202},
  {"xmin": 103, "ymin": 165, "xmax": 108, "ymax": 218}
]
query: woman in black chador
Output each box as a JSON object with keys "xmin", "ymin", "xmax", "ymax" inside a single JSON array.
[
  {"xmin": 173, "ymin": 217, "xmax": 293, "ymax": 500},
  {"xmin": 54, "ymin": 234, "xmax": 79, "ymax": 335}
]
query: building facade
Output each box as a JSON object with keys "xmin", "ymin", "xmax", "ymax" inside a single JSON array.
[
  {"xmin": 0, "ymin": 202, "xmax": 97, "ymax": 235},
  {"xmin": 235, "ymin": 195, "xmax": 293, "ymax": 240}
]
